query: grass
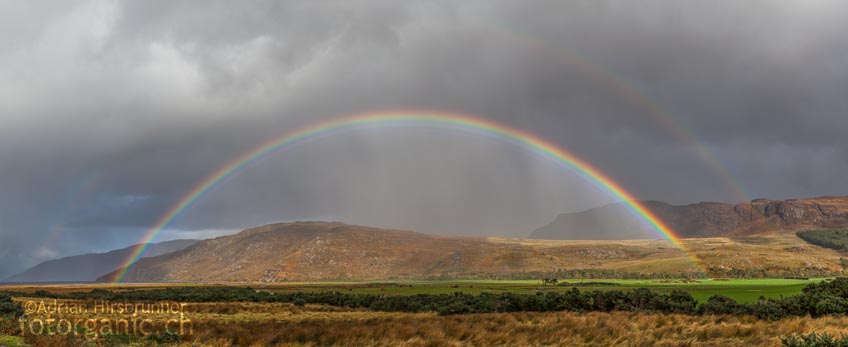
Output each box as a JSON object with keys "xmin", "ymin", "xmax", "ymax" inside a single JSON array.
[
  {"xmin": 0, "ymin": 335, "xmax": 27, "ymax": 347},
  {"xmin": 187, "ymin": 310, "xmax": 848, "ymax": 347},
  {"xmin": 6, "ymin": 281, "xmax": 842, "ymax": 347},
  {"xmin": 564, "ymin": 278, "xmax": 826, "ymax": 303},
  {"xmin": 19, "ymin": 302, "xmax": 848, "ymax": 347}
]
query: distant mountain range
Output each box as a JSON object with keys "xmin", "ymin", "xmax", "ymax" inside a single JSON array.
[
  {"xmin": 530, "ymin": 196, "xmax": 848, "ymax": 240},
  {"xmin": 4, "ymin": 239, "xmax": 199, "ymax": 283}
]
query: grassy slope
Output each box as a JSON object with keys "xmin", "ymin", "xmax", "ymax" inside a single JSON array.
[{"xmin": 686, "ymin": 233, "xmax": 846, "ymax": 274}]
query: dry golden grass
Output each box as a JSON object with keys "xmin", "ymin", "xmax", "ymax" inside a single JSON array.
[
  {"xmin": 187, "ymin": 308, "xmax": 848, "ymax": 347},
  {"xmin": 489, "ymin": 232, "xmax": 847, "ymax": 275},
  {"xmin": 685, "ymin": 233, "xmax": 845, "ymax": 274},
  {"xmin": 16, "ymin": 300, "xmax": 848, "ymax": 347}
]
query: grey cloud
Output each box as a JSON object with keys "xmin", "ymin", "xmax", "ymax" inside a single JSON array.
[{"xmin": 1, "ymin": 0, "xmax": 847, "ymax": 277}]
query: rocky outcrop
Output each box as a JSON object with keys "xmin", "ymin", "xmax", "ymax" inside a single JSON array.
[
  {"xmin": 531, "ymin": 196, "xmax": 848, "ymax": 240},
  {"xmin": 740, "ymin": 196, "xmax": 848, "ymax": 231}
]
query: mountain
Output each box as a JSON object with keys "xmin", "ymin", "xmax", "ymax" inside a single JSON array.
[
  {"xmin": 530, "ymin": 196, "xmax": 848, "ymax": 240},
  {"xmin": 100, "ymin": 221, "xmax": 848, "ymax": 282},
  {"xmin": 4, "ymin": 239, "xmax": 199, "ymax": 283},
  {"xmin": 101, "ymin": 221, "xmax": 701, "ymax": 282}
]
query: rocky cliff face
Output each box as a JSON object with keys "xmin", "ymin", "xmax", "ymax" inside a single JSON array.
[
  {"xmin": 739, "ymin": 196, "xmax": 848, "ymax": 231},
  {"xmin": 531, "ymin": 196, "xmax": 848, "ymax": 240}
]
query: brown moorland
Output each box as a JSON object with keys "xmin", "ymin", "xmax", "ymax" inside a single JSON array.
[{"xmin": 101, "ymin": 222, "xmax": 846, "ymax": 282}]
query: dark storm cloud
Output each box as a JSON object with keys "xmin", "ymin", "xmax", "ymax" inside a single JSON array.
[{"xmin": 1, "ymin": 0, "xmax": 847, "ymax": 278}]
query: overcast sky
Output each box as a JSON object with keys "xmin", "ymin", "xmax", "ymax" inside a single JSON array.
[{"xmin": 1, "ymin": 0, "xmax": 847, "ymax": 278}]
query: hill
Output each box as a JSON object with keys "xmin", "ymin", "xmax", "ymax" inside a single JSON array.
[
  {"xmin": 530, "ymin": 196, "xmax": 848, "ymax": 240},
  {"xmin": 101, "ymin": 222, "xmax": 847, "ymax": 282},
  {"xmin": 4, "ymin": 239, "xmax": 198, "ymax": 283}
]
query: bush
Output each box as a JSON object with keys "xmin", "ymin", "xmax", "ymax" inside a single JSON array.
[
  {"xmin": 436, "ymin": 302, "xmax": 473, "ymax": 315},
  {"xmin": 782, "ymin": 333, "xmax": 848, "ymax": 347},
  {"xmin": 145, "ymin": 329, "xmax": 181, "ymax": 344},
  {"xmin": 814, "ymin": 296, "xmax": 848, "ymax": 316},
  {"xmin": 797, "ymin": 229, "xmax": 848, "ymax": 251},
  {"xmin": 700, "ymin": 295, "xmax": 745, "ymax": 315},
  {"xmin": 748, "ymin": 298, "xmax": 786, "ymax": 320},
  {"xmin": 0, "ymin": 293, "xmax": 22, "ymax": 318},
  {"xmin": 667, "ymin": 290, "xmax": 698, "ymax": 314}
]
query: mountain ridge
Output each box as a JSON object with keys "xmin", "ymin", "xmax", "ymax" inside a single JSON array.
[
  {"xmin": 4, "ymin": 239, "xmax": 199, "ymax": 283},
  {"xmin": 530, "ymin": 196, "xmax": 848, "ymax": 240}
]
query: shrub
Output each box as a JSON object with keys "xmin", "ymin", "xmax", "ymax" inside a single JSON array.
[
  {"xmin": 797, "ymin": 229, "xmax": 848, "ymax": 251},
  {"xmin": 814, "ymin": 296, "xmax": 848, "ymax": 316},
  {"xmin": 782, "ymin": 333, "xmax": 848, "ymax": 347},
  {"xmin": 700, "ymin": 295, "xmax": 745, "ymax": 315},
  {"xmin": 0, "ymin": 293, "xmax": 22, "ymax": 318}
]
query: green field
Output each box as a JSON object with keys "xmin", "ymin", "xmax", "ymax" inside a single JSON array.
[{"xmin": 256, "ymin": 278, "xmax": 827, "ymax": 303}]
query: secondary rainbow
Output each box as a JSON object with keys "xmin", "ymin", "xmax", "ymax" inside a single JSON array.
[
  {"xmin": 114, "ymin": 111, "xmax": 704, "ymax": 282},
  {"xmin": 478, "ymin": 26, "xmax": 750, "ymax": 203}
]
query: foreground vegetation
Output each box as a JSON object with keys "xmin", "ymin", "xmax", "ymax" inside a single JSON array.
[
  {"xmin": 1, "ymin": 278, "xmax": 821, "ymax": 303},
  {"xmin": 4, "ymin": 278, "xmax": 848, "ymax": 320},
  {"xmin": 782, "ymin": 333, "xmax": 848, "ymax": 347},
  {"xmin": 6, "ymin": 279, "xmax": 848, "ymax": 346},
  {"xmin": 259, "ymin": 278, "xmax": 820, "ymax": 303},
  {"xmin": 8, "ymin": 304, "xmax": 848, "ymax": 347},
  {"xmin": 797, "ymin": 229, "xmax": 848, "ymax": 251}
]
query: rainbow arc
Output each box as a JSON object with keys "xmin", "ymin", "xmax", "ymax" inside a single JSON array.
[{"xmin": 114, "ymin": 111, "xmax": 705, "ymax": 282}]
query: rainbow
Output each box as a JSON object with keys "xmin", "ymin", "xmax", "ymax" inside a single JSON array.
[
  {"xmin": 477, "ymin": 26, "xmax": 750, "ymax": 203},
  {"xmin": 114, "ymin": 111, "xmax": 705, "ymax": 282}
]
